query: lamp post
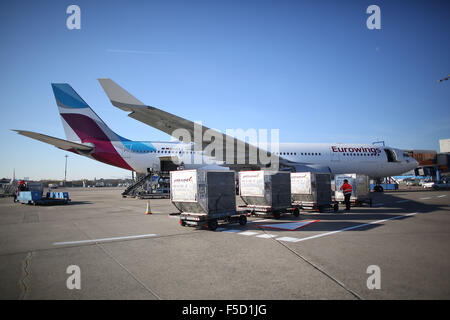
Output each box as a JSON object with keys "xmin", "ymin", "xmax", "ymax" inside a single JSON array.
[{"xmin": 64, "ymin": 155, "xmax": 68, "ymax": 187}]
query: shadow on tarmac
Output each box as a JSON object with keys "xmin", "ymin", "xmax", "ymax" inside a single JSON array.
[
  {"xmin": 67, "ymin": 201, "xmax": 93, "ymax": 205},
  {"xmin": 246, "ymin": 190, "xmax": 448, "ymax": 233}
]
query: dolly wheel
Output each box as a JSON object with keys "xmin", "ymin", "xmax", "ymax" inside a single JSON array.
[
  {"xmin": 273, "ymin": 211, "xmax": 281, "ymax": 219},
  {"xmin": 208, "ymin": 219, "xmax": 218, "ymax": 231},
  {"xmin": 333, "ymin": 203, "xmax": 339, "ymax": 213},
  {"xmin": 239, "ymin": 215, "xmax": 247, "ymax": 226},
  {"xmin": 293, "ymin": 208, "xmax": 300, "ymax": 217}
]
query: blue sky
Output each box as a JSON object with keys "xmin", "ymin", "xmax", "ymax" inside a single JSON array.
[{"xmin": 0, "ymin": 0, "xmax": 449, "ymax": 180}]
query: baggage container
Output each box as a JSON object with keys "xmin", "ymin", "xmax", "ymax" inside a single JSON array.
[
  {"xmin": 334, "ymin": 174, "xmax": 372, "ymax": 207},
  {"xmin": 291, "ymin": 172, "xmax": 338, "ymax": 214},
  {"xmin": 171, "ymin": 169, "xmax": 247, "ymax": 230},
  {"xmin": 239, "ymin": 171, "xmax": 291, "ymax": 218}
]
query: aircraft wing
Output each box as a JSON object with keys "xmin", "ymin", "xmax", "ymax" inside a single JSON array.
[
  {"xmin": 98, "ymin": 78, "xmax": 277, "ymax": 168},
  {"xmin": 13, "ymin": 130, "xmax": 94, "ymax": 152}
]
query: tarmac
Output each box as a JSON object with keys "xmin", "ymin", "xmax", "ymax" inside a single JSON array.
[{"xmin": 0, "ymin": 187, "xmax": 449, "ymax": 300}]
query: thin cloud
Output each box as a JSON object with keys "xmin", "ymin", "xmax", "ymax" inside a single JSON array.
[{"xmin": 106, "ymin": 49, "xmax": 172, "ymax": 54}]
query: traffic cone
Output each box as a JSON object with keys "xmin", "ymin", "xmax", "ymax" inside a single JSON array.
[{"xmin": 145, "ymin": 200, "xmax": 152, "ymax": 215}]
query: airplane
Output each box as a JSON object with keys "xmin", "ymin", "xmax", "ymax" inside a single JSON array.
[{"xmin": 13, "ymin": 80, "xmax": 418, "ymax": 190}]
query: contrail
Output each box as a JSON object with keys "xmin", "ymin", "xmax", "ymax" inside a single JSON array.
[{"xmin": 106, "ymin": 49, "xmax": 172, "ymax": 54}]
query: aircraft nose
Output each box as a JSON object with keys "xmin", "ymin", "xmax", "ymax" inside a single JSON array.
[{"xmin": 409, "ymin": 158, "xmax": 419, "ymax": 169}]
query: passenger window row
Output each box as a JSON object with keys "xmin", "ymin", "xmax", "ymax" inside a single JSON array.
[
  {"xmin": 342, "ymin": 153, "xmax": 380, "ymax": 157},
  {"xmin": 275, "ymin": 152, "xmax": 322, "ymax": 156}
]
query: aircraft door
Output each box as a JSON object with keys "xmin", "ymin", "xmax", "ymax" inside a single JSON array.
[{"xmin": 384, "ymin": 148, "xmax": 398, "ymax": 162}]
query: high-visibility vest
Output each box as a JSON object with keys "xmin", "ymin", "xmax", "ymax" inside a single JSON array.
[{"xmin": 341, "ymin": 183, "xmax": 352, "ymax": 195}]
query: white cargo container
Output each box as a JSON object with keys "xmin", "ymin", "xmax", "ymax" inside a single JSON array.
[
  {"xmin": 239, "ymin": 170, "xmax": 291, "ymax": 218},
  {"xmin": 290, "ymin": 172, "xmax": 338, "ymax": 213},
  {"xmin": 334, "ymin": 174, "xmax": 372, "ymax": 207},
  {"xmin": 171, "ymin": 169, "xmax": 247, "ymax": 230}
]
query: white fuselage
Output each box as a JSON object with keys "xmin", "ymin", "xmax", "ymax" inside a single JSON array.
[{"xmin": 110, "ymin": 141, "xmax": 417, "ymax": 178}]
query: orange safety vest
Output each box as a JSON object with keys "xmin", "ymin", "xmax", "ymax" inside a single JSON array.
[{"xmin": 340, "ymin": 182, "xmax": 352, "ymax": 195}]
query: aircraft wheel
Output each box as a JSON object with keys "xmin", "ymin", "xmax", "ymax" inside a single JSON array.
[
  {"xmin": 208, "ymin": 219, "xmax": 218, "ymax": 231},
  {"xmin": 239, "ymin": 215, "xmax": 247, "ymax": 226},
  {"xmin": 293, "ymin": 208, "xmax": 300, "ymax": 217},
  {"xmin": 333, "ymin": 203, "xmax": 339, "ymax": 212}
]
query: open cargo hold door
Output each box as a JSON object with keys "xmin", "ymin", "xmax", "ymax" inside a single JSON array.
[{"xmin": 159, "ymin": 156, "xmax": 180, "ymax": 173}]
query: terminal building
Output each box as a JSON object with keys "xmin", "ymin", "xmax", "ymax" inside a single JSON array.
[{"xmin": 405, "ymin": 138, "xmax": 450, "ymax": 178}]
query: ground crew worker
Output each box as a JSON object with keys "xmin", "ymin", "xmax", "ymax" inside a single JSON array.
[{"xmin": 340, "ymin": 179, "xmax": 353, "ymax": 211}]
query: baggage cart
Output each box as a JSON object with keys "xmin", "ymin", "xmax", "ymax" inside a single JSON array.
[
  {"xmin": 334, "ymin": 174, "xmax": 372, "ymax": 207},
  {"xmin": 15, "ymin": 191, "xmax": 70, "ymax": 205},
  {"xmin": 171, "ymin": 169, "xmax": 247, "ymax": 230},
  {"xmin": 238, "ymin": 171, "xmax": 291, "ymax": 219},
  {"xmin": 290, "ymin": 172, "xmax": 338, "ymax": 214}
]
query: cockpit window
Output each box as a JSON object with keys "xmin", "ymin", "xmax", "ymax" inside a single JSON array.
[{"xmin": 403, "ymin": 152, "xmax": 409, "ymax": 158}]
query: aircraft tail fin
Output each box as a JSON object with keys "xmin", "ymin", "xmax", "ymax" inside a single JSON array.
[{"xmin": 51, "ymin": 83, "xmax": 126, "ymax": 142}]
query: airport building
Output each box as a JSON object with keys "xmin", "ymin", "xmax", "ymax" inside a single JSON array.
[
  {"xmin": 440, "ymin": 139, "xmax": 450, "ymax": 153},
  {"xmin": 406, "ymin": 141, "xmax": 450, "ymax": 178}
]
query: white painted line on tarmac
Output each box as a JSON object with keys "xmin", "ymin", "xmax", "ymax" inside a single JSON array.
[
  {"xmin": 238, "ymin": 231, "xmax": 260, "ymax": 236},
  {"xmin": 276, "ymin": 236, "xmax": 302, "ymax": 242},
  {"xmin": 291, "ymin": 212, "xmax": 418, "ymax": 243},
  {"xmin": 256, "ymin": 234, "xmax": 277, "ymax": 239},
  {"xmin": 251, "ymin": 219, "xmax": 273, "ymax": 223},
  {"xmin": 53, "ymin": 234, "xmax": 157, "ymax": 246},
  {"xmin": 437, "ymin": 195, "xmax": 447, "ymax": 198},
  {"xmin": 420, "ymin": 197, "xmax": 431, "ymax": 200},
  {"xmin": 396, "ymin": 200, "xmax": 410, "ymax": 203},
  {"xmin": 222, "ymin": 229, "xmax": 241, "ymax": 233}
]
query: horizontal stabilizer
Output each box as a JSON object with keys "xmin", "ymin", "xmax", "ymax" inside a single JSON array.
[{"xmin": 13, "ymin": 130, "xmax": 94, "ymax": 152}]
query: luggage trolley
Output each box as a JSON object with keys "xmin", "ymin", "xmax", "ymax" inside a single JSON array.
[
  {"xmin": 290, "ymin": 172, "xmax": 339, "ymax": 214},
  {"xmin": 171, "ymin": 169, "xmax": 248, "ymax": 231},
  {"xmin": 238, "ymin": 171, "xmax": 292, "ymax": 219},
  {"xmin": 334, "ymin": 174, "xmax": 373, "ymax": 207}
]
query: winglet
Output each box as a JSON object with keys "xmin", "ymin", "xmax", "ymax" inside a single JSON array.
[{"xmin": 98, "ymin": 78, "xmax": 146, "ymax": 111}]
